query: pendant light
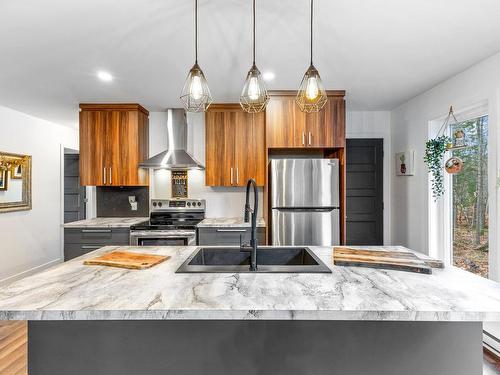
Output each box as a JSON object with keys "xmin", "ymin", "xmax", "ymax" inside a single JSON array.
[
  {"xmin": 240, "ymin": 0, "xmax": 269, "ymax": 113},
  {"xmin": 180, "ymin": 0, "xmax": 213, "ymax": 112},
  {"xmin": 296, "ymin": 0, "xmax": 327, "ymax": 113}
]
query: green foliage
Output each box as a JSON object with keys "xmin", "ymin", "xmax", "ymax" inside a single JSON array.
[{"xmin": 424, "ymin": 135, "xmax": 451, "ymax": 199}]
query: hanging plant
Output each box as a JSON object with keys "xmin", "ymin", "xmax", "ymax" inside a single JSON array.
[{"xmin": 424, "ymin": 135, "xmax": 452, "ymax": 199}]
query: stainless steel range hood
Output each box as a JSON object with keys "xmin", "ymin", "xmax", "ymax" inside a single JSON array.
[{"xmin": 139, "ymin": 108, "xmax": 205, "ymax": 170}]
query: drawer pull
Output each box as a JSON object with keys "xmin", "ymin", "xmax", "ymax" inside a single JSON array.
[
  {"xmin": 216, "ymin": 229, "xmax": 247, "ymax": 233},
  {"xmin": 81, "ymin": 229, "xmax": 112, "ymax": 234},
  {"xmin": 81, "ymin": 245, "xmax": 102, "ymax": 250}
]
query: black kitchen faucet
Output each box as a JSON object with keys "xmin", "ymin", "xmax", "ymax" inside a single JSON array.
[{"xmin": 242, "ymin": 178, "xmax": 258, "ymax": 271}]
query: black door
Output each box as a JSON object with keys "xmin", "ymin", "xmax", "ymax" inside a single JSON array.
[
  {"xmin": 64, "ymin": 153, "xmax": 86, "ymax": 223},
  {"xmin": 346, "ymin": 139, "xmax": 383, "ymax": 245}
]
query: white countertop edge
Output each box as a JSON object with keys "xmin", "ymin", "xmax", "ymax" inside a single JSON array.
[{"xmin": 1, "ymin": 310, "xmax": 498, "ymax": 322}]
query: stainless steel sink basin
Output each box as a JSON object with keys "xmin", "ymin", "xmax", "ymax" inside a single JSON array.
[{"xmin": 176, "ymin": 247, "xmax": 332, "ymax": 273}]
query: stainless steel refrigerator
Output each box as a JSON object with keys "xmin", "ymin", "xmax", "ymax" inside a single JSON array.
[{"xmin": 270, "ymin": 159, "xmax": 340, "ymax": 246}]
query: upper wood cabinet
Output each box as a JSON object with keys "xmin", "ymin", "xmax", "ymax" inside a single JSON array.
[
  {"xmin": 266, "ymin": 91, "xmax": 345, "ymax": 148},
  {"xmin": 79, "ymin": 104, "xmax": 149, "ymax": 187},
  {"xmin": 205, "ymin": 104, "xmax": 265, "ymax": 187}
]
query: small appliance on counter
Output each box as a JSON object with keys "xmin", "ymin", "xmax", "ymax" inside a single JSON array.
[
  {"xmin": 130, "ymin": 199, "xmax": 205, "ymax": 246},
  {"xmin": 270, "ymin": 158, "xmax": 340, "ymax": 246}
]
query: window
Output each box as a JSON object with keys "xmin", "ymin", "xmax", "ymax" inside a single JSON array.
[{"xmin": 451, "ymin": 115, "xmax": 489, "ymax": 277}]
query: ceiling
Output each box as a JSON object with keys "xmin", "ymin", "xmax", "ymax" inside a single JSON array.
[{"xmin": 1, "ymin": 0, "xmax": 500, "ymax": 127}]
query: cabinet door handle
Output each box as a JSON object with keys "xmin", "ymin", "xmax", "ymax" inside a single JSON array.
[
  {"xmin": 216, "ymin": 229, "xmax": 247, "ymax": 233},
  {"xmin": 81, "ymin": 245, "xmax": 102, "ymax": 250},
  {"xmin": 308, "ymin": 132, "xmax": 312, "ymax": 146},
  {"xmin": 230, "ymin": 167, "xmax": 234, "ymax": 185},
  {"xmin": 109, "ymin": 167, "xmax": 112, "ymax": 185},
  {"xmin": 236, "ymin": 168, "xmax": 239, "ymax": 185},
  {"xmin": 81, "ymin": 229, "xmax": 112, "ymax": 233},
  {"xmin": 103, "ymin": 167, "xmax": 106, "ymax": 185},
  {"xmin": 302, "ymin": 132, "xmax": 305, "ymax": 146}
]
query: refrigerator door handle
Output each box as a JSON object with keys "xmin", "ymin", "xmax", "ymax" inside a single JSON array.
[{"xmin": 275, "ymin": 207, "xmax": 338, "ymax": 213}]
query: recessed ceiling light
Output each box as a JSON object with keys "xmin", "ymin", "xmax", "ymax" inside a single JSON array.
[
  {"xmin": 97, "ymin": 71, "xmax": 113, "ymax": 82},
  {"xmin": 262, "ymin": 72, "xmax": 275, "ymax": 82}
]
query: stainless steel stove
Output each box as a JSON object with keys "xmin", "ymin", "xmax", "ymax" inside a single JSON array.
[{"xmin": 130, "ymin": 199, "xmax": 205, "ymax": 246}]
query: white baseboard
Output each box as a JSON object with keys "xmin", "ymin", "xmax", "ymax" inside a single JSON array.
[{"xmin": 0, "ymin": 258, "xmax": 63, "ymax": 286}]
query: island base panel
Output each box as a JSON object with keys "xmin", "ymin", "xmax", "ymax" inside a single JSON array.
[{"xmin": 29, "ymin": 320, "xmax": 481, "ymax": 375}]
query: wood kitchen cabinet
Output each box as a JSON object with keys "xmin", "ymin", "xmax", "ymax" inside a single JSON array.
[
  {"xmin": 79, "ymin": 104, "xmax": 149, "ymax": 186},
  {"xmin": 205, "ymin": 104, "xmax": 265, "ymax": 187},
  {"xmin": 266, "ymin": 91, "xmax": 345, "ymax": 148}
]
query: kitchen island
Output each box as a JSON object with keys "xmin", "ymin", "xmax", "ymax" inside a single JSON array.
[{"xmin": 1, "ymin": 245, "xmax": 499, "ymax": 374}]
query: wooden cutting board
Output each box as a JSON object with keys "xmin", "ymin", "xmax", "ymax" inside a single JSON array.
[
  {"xmin": 83, "ymin": 251, "xmax": 169, "ymax": 270},
  {"xmin": 333, "ymin": 247, "xmax": 444, "ymax": 274}
]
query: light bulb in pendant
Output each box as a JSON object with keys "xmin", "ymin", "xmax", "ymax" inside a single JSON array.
[
  {"xmin": 248, "ymin": 77, "xmax": 260, "ymax": 100},
  {"xmin": 190, "ymin": 75, "xmax": 203, "ymax": 100},
  {"xmin": 305, "ymin": 76, "xmax": 319, "ymax": 100}
]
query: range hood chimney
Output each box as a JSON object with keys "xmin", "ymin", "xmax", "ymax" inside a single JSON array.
[{"xmin": 139, "ymin": 108, "xmax": 204, "ymax": 170}]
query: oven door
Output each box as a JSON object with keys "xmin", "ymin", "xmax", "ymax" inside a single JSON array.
[{"xmin": 130, "ymin": 230, "xmax": 196, "ymax": 246}]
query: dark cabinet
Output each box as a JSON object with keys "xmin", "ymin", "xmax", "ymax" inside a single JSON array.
[
  {"xmin": 197, "ymin": 227, "xmax": 266, "ymax": 246},
  {"xmin": 64, "ymin": 228, "xmax": 130, "ymax": 261}
]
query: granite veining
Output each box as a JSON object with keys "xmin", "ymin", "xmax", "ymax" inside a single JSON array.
[
  {"xmin": 197, "ymin": 217, "xmax": 266, "ymax": 228},
  {"xmin": 1, "ymin": 246, "xmax": 500, "ymax": 321},
  {"xmin": 63, "ymin": 217, "xmax": 149, "ymax": 228}
]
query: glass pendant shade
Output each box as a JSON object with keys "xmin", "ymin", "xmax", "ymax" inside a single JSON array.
[
  {"xmin": 296, "ymin": 64, "xmax": 327, "ymax": 113},
  {"xmin": 240, "ymin": 64, "xmax": 269, "ymax": 113},
  {"xmin": 180, "ymin": 63, "xmax": 213, "ymax": 112}
]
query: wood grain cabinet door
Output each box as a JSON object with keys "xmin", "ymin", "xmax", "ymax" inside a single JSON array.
[
  {"xmin": 79, "ymin": 104, "xmax": 149, "ymax": 187},
  {"xmin": 108, "ymin": 110, "xmax": 149, "ymax": 186},
  {"xmin": 306, "ymin": 97, "xmax": 346, "ymax": 148},
  {"xmin": 205, "ymin": 110, "xmax": 236, "ymax": 187},
  {"xmin": 234, "ymin": 111, "xmax": 265, "ymax": 186},
  {"xmin": 266, "ymin": 97, "xmax": 306, "ymax": 148},
  {"xmin": 79, "ymin": 110, "xmax": 107, "ymax": 186}
]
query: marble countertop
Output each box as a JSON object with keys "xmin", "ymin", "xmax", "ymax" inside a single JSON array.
[
  {"xmin": 197, "ymin": 217, "xmax": 266, "ymax": 228},
  {"xmin": 63, "ymin": 217, "xmax": 149, "ymax": 228},
  {"xmin": 1, "ymin": 245, "xmax": 500, "ymax": 321}
]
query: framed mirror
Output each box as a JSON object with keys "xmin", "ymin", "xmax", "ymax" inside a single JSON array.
[{"xmin": 0, "ymin": 151, "xmax": 32, "ymax": 213}]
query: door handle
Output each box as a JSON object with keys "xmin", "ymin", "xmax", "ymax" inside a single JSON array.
[
  {"xmin": 308, "ymin": 132, "xmax": 312, "ymax": 146},
  {"xmin": 236, "ymin": 168, "xmax": 239, "ymax": 185},
  {"xmin": 103, "ymin": 167, "xmax": 106, "ymax": 185},
  {"xmin": 230, "ymin": 167, "xmax": 234, "ymax": 185},
  {"xmin": 81, "ymin": 229, "xmax": 112, "ymax": 233},
  {"xmin": 109, "ymin": 167, "xmax": 112, "ymax": 185},
  {"xmin": 302, "ymin": 132, "xmax": 305, "ymax": 146}
]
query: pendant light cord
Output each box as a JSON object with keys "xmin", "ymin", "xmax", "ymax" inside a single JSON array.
[
  {"xmin": 253, "ymin": 0, "xmax": 256, "ymax": 65},
  {"xmin": 195, "ymin": 0, "xmax": 198, "ymax": 63},
  {"xmin": 310, "ymin": 0, "xmax": 313, "ymax": 65}
]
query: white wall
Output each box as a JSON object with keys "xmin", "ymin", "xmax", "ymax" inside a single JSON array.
[
  {"xmin": 391, "ymin": 51, "xmax": 500, "ymax": 282},
  {"xmin": 0, "ymin": 105, "xmax": 78, "ymax": 283},
  {"xmin": 346, "ymin": 111, "xmax": 392, "ymax": 244},
  {"xmin": 148, "ymin": 111, "xmax": 264, "ymax": 218}
]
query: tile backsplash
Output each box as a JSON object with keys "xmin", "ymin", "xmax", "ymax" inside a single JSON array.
[{"xmin": 96, "ymin": 187, "xmax": 149, "ymax": 217}]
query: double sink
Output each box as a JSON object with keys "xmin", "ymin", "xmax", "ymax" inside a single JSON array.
[{"xmin": 176, "ymin": 246, "xmax": 331, "ymax": 273}]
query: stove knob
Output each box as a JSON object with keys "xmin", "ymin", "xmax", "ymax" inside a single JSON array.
[
  {"xmin": 152, "ymin": 202, "xmax": 157, "ymax": 207},
  {"xmin": 197, "ymin": 202, "xmax": 202, "ymax": 207},
  {"xmin": 187, "ymin": 202, "xmax": 191, "ymax": 207},
  {"xmin": 158, "ymin": 202, "xmax": 162, "ymax": 207}
]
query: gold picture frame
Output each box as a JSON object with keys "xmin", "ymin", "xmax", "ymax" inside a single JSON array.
[
  {"xmin": 0, "ymin": 151, "xmax": 32, "ymax": 213},
  {"xmin": 0, "ymin": 170, "xmax": 8, "ymax": 191},
  {"xmin": 12, "ymin": 164, "xmax": 22, "ymax": 179}
]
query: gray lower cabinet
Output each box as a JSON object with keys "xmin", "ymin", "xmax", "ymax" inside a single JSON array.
[
  {"xmin": 197, "ymin": 227, "xmax": 265, "ymax": 246},
  {"xmin": 64, "ymin": 228, "xmax": 130, "ymax": 261}
]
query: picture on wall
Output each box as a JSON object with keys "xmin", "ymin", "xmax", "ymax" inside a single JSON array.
[
  {"xmin": 396, "ymin": 151, "xmax": 415, "ymax": 176},
  {"xmin": 0, "ymin": 170, "xmax": 8, "ymax": 190},
  {"xmin": 12, "ymin": 164, "xmax": 22, "ymax": 179}
]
